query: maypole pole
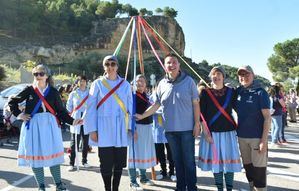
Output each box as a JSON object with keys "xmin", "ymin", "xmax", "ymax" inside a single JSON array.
[{"xmin": 131, "ymin": 16, "xmax": 137, "ymax": 170}]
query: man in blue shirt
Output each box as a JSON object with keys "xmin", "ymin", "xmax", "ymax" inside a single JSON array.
[
  {"xmin": 136, "ymin": 53, "xmax": 200, "ymax": 191},
  {"xmin": 235, "ymin": 65, "xmax": 271, "ymax": 191}
]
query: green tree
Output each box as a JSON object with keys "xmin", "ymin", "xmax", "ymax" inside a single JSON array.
[
  {"xmin": 139, "ymin": 8, "xmax": 148, "ymax": 16},
  {"xmin": 267, "ymin": 38, "xmax": 299, "ymax": 81},
  {"xmin": 128, "ymin": 7, "xmax": 139, "ymax": 16},
  {"xmin": 95, "ymin": 0, "xmax": 121, "ymax": 19},
  {"xmin": 155, "ymin": 8, "xmax": 163, "ymax": 14},
  {"xmin": 147, "ymin": 10, "xmax": 153, "ymax": 16},
  {"xmin": 163, "ymin": 6, "xmax": 177, "ymax": 18}
]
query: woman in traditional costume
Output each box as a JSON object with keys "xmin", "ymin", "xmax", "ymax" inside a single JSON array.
[
  {"xmin": 9, "ymin": 64, "xmax": 82, "ymax": 191},
  {"xmin": 66, "ymin": 75, "xmax": 90, "ymax": 170},
  {"xmin": 128, "ymin": 74, "xmax": 156, "ymax": 190},
  {"xmin": 198, "ymin": 66, "xmax": 242, "ymax": 191},
  {"xmin": 84, "ymin": 55, "xmax": 132, "ymax": 191}
]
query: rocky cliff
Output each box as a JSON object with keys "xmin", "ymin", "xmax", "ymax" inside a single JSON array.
[{"xmin": 0, "ymin": 16, "xmax": 185, "ymax": 67}]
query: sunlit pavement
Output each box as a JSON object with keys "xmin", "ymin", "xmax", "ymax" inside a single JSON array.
[{"xmin": 1, "ymin": 121, "xmax": 299, "ymax": 191}]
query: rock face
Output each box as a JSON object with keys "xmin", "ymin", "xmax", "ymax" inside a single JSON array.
[{"xmin": 0, "ymin": 16, "xmax": 185, "ymax": 66}]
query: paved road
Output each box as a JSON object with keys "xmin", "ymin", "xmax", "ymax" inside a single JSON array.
[{"xmin": 1, "ymin": 122, "xmax": 299, "ymax": 191}]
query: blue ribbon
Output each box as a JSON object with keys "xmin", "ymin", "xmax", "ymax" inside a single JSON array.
[
  {"xmin": 208, "ymin": 88, "xmax": 232, "ymax": 127},
  {"xmin": 25, "ymin": 86, "xmax": 51, "ymax": 130},
  {"xmin": 131, "ymin": 18, "xmax": 138, "ymax": 170}
]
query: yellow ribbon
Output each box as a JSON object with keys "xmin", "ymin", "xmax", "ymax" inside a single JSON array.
[
  {"xmin": 101, "ymin": 77, "xmax": 129, "ymax": 131},
  {"xmin": 157, "ymin": 114, "xmax": 163, "ymax": 127}
]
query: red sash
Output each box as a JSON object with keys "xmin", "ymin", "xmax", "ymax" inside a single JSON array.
[
  {"xmin": 33, "ymin": 87, "xmax": 60, "ymax": 126},
  {"xmin": 136, "ymin": 92, "xmax": 151, "ymax": 105},
  {"xmin": 205, "ymin": 89, "xmax": 237, "ymax": 128},
  {"xmin": 96, "ymin": 79, "xmax": 124, "ymax": 109},
  {"xmin": 69, "ymin": 94, "xmax": 89, "ymax": 115}
]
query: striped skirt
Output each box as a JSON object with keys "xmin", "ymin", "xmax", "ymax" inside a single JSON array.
[
  {"xmin": 18, "ymin": 112, "xmax": 64, "ymax": 168},
  {"xmin": 198, "ymin": 130, "xmax": 242, "ymax": 173},
  {"xmin": 128, "ymin": 123, "xmax": 157, "ymax": 169}
]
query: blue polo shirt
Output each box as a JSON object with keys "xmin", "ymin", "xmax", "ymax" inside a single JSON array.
[
  {"xmin": 235, "ymin": 81, "xmax": 270, "ymax": 138},
  {"xmin": 154, "ymin": 71, "xmax": 199, "ymax": 132}
]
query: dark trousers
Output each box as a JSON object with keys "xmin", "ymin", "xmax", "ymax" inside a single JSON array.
[
  {"xmin": 98, "ymin": 147, "xmax": 127, "ymax": 191},
  {"xmin": 165, "ymin": 131, "xmax": 197, "ymax": 191},
  {"xmin": 281, "ymin": 112, "xmax": 287, "ymax": 141},
  {"xmin": 69, "ymin": 125, "xmax": 89, "ymax": 165},
  {"xmin": 155, "ymin": 143, "xmax": 174, "ymax": 176}
]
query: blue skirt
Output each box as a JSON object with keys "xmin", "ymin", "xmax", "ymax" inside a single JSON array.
[
  {"xmin": 18, "ymin": 113, "xmax": 64, "ymax": 168},
  {"xmin": 152, "ymin": 114, "xmax": 167, "ymax": 144},
  {"xmin": 198, "ymin": 130, "xmax": 242, "ymax": 173},
  {"xmin": 128, "ymin": 123, "xmax": 156, "ymax": 169}
]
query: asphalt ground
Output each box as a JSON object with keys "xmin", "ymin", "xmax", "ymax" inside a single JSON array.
[{"xmin": 0, "ymin": 121, "xmax": 298, "ymax": 191}]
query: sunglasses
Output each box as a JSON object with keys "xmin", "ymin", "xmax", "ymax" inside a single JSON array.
[
  {"xmin": 33, "ymin": 72, "xmax": 45, "ymax": 77},
  {"xmin": 238, "ymin": 73, "xmax": 250, "ymax": 77},
  {"xmin": 104, "ymin": 62, "xmax": 117, "ymax": 67}
]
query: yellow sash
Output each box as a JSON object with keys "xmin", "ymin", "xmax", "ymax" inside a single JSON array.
[
  {"xmin": 157, "ymin": 114, "xmax": 163, "ymax": 126},
  {"xmin": 101, "ymin": 77, "xmax": 129, "ymax": 131}
]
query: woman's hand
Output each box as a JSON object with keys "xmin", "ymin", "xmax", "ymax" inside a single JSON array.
[
  {"xmin": 128, "ymin": 130, "xmax": 138, "ymax": 141},
  {"xmin": 90, "ymin": 131, "xmax": 98, "ymax": 142},
  {"xmin": 204, "ymin": 133, "xmax": 214, "ymax": 144},
  {"xmin": 73, "ymin": 119, "xmax": 83, "ymax": 126},
  {"xmin": 17, "ymin": 113, "xmax": 31, "ymax": 121}
]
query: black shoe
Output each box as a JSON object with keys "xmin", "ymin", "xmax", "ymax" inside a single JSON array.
[
  {"xmin": 56, "ymin": 182, "xmax": 69, "ymax": 191},
  {"xmin": 38, "ymin": 184, "xmax": 45, "ymax": 191}
]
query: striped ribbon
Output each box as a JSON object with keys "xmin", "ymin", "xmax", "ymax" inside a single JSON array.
[
  {"xmin": 140, "ymin": 17, "xmax": 210, "ymax": 87},
  {"xmin": 113, "ymin": 17, "xmax": 134, "ymax": 56},
  {"xmin": 101, "ymin": 78, "xmax": 130, "ymax": 132},
  {"xmin": 138, "ymin": 18, "xmax": 166, "ymax": 72}
]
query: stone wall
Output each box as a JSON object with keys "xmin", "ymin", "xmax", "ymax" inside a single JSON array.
[{"xmin": 0, "ymin": 16, "xmax": 185, "ymax": 67}]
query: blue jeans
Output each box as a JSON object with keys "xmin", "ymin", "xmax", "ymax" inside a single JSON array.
[
  {"xmin": 271, "ymin": 115, "xmax": 282, "ymax": 143},
  {"xmin": 165, "ymin": 131, "xmax": 197, "ymax": 191},
  {"xmin": 128, "ymin": 168, "xmax": 147, "ymax": 183}
]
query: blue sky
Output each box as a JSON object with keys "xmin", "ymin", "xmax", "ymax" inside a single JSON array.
[{"xmin": 118, "ymin": 0, "xmax": 299, "ymax": 81}]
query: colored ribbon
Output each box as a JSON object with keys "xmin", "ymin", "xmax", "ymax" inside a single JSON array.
[
  {"xmin": 100, "ymin": 78, "xmax": 129, "ymax": 132},
  {"xmin": 138, "ymin": 18, "xmax": 166, "ymax": 72},
  {"xmin": 25, "ymin": 86, "xmax": 51, "ymax": 130},
  {"xmin": 208, "ymin": 88, "xmax": 233, "ymax": 127},
  {"xmin": 140, "ymin": 17, "xmax": 209, "ymax": 87},
  {"xmin": 113, "ymin": 17, "xmax": 134, "ymax": 56}
]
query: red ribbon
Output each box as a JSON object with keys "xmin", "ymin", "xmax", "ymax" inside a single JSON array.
[
  {"xmin": 69, "ymin": 95, "xmax": 89, "ymax": 115},
  {"xmin": 97, "ymin": 80, "xmax": 124, "ymax": 109},
  {"xmin": 33, "ymin": 87, "xmax": 60, "ymax": 126}
]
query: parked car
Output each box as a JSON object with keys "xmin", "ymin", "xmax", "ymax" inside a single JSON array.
[{"xmin": 0, "ymin": 84, "xmax": 29, "ymax": 110}]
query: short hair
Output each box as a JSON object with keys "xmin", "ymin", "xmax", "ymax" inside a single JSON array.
[
  {"xmin": 164, "ymin": 52, "xmax": 179, "ymax": 61},
  {"xmin": 131, "ymin": 74, "xmax": 147, "ymax": 85},
  {"xmin": 77, "ymin": 75, "xmax": 87, "ymax": 82}
]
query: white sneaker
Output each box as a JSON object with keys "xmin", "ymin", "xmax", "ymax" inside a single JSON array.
[
  {"xmin": 67, "ymin": 166, "xmax": 75, "ymax": 171},
  {"xmin": 140, "ymin": 179, "xmax": 154, "ymax": 186},
  {"xmin": 170, "ymin": 175, "xmax": 177, "ymax": 182},
  {"xmin": 83, "ymin": 163, "xmax": 90, "ymax": 168},
  {"xmin": 130, "ymin": 182, "xmax": 143, "ymax": 191},
  {"xmin": 156, "ymin": 174, "xmax": 164, "ymax": 180}
]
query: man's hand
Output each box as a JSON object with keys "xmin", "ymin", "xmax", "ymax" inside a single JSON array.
[
  {"xmin": 135, "ymin": 114, "xmax": 144, "ymax": 121},
  {"xmin": 259, "ymin": 140, "xmax": 267, "ymax": 153},
  {"xmin": 90, "ymin": 131, "xmax": 98, "ymax": 142},
  {"xmin": 193, "ymin": 122, "xmax": 201, "ymax": 138}
]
